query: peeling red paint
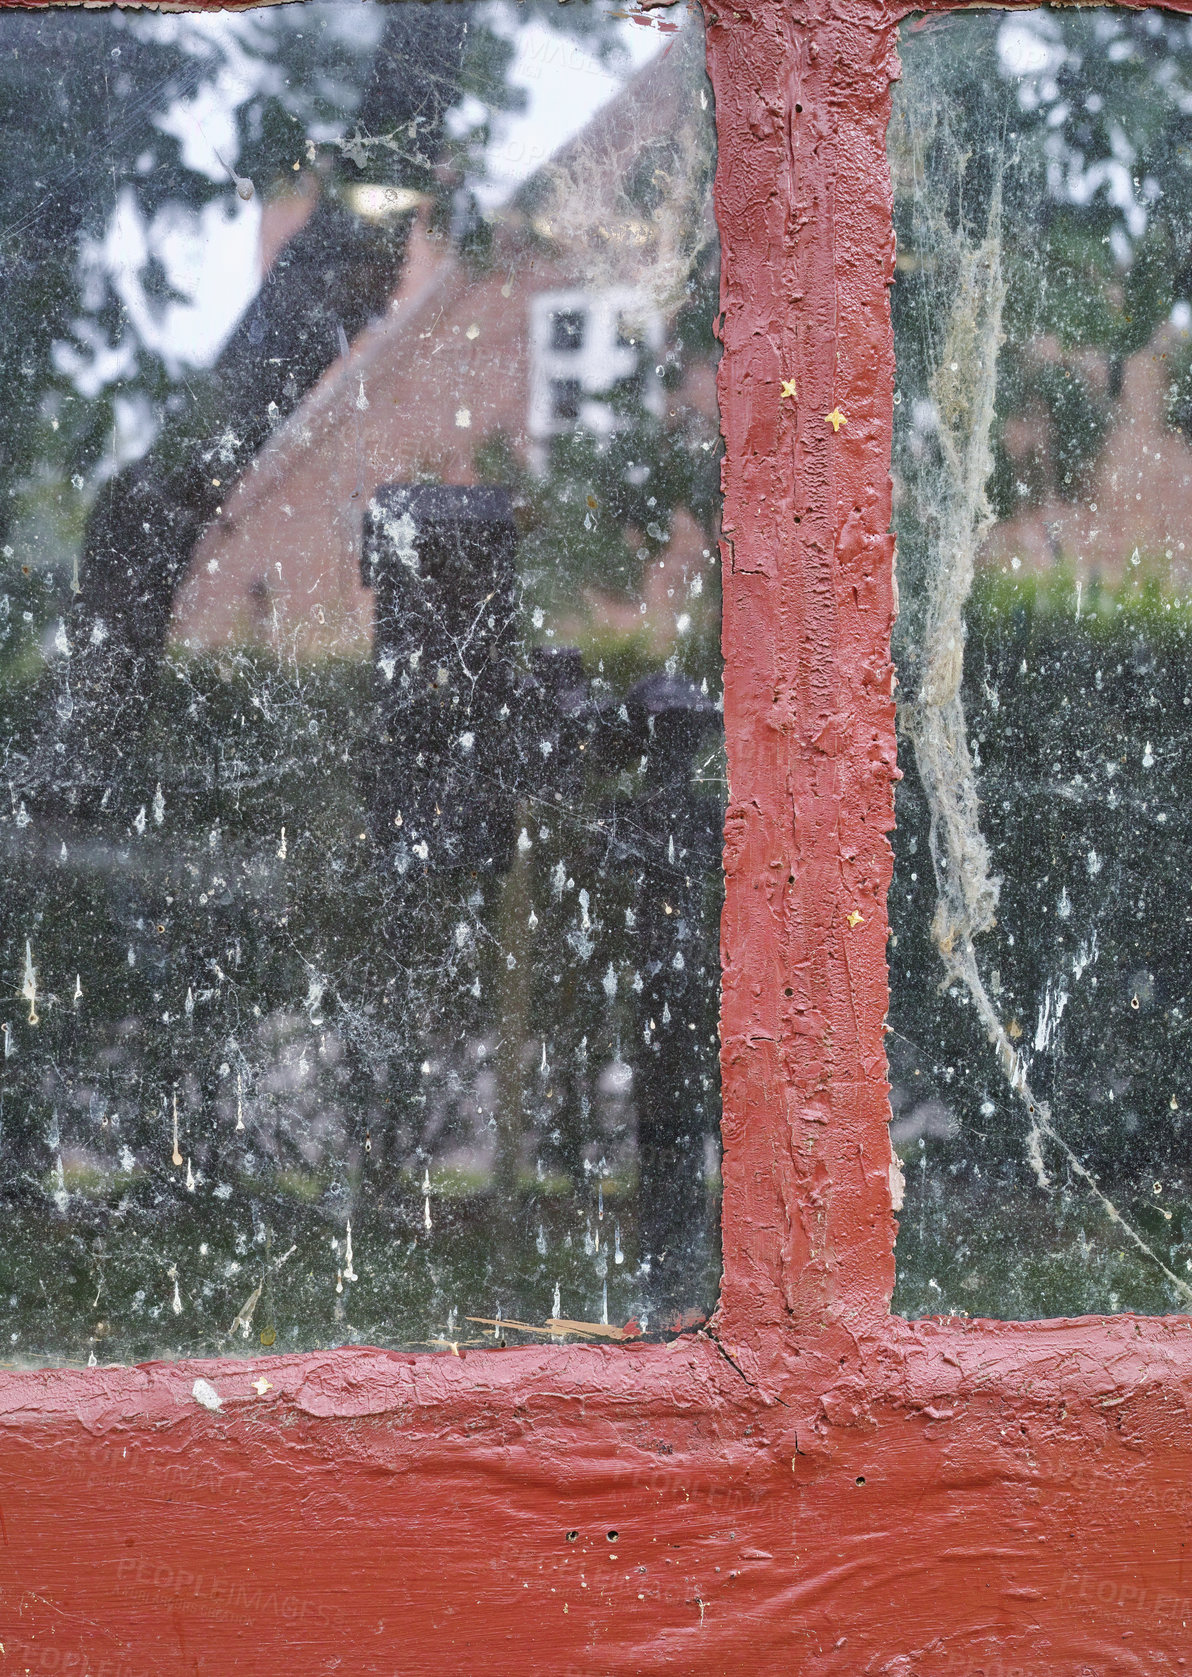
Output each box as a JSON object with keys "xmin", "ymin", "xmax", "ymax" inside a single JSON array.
[{"xmin": 0, "ymin": 0, "xmax": 1191, "ymax": 1671}]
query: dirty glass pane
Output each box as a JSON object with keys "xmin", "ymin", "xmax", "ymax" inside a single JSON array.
[
  {"xmin": 0, "ymin": 0, "xmax": 723, "ymax": 1364},
  {"xmin": 890, "ymin": 6, "xmax": 1192, "ymax": 1318}
]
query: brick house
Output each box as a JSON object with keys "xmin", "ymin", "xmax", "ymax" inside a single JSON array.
[{"xmin": 170, "ymin": 31, "xmax": 718, "ymax": 662}]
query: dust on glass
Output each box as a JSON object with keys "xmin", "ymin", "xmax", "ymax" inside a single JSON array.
[
  {"xmin": 890, "ymin": 6, "xmax": 1192, "ymax": 1318},
  {"xmin": 0, "ymin": 0, "xmax": 724, "ymax": 1364}
]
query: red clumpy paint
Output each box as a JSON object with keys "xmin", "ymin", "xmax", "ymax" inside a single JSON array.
[{"xmin": 1, "ymin": 0, "xmax": 1192, "ymax": 1672}]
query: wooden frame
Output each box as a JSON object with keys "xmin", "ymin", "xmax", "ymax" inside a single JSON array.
[{"xmin": 2, "ymin": 0, "xmax": 1189, "ymax": 1671}]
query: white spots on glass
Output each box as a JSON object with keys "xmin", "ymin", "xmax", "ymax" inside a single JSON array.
[
  {"xmin": 170, "ymin": 1266, "xmax": 183, "ymax": 1316},
  {"xmin": 1143, "ymin": 741, "xmax": 1155, "ymax": 769},
  {"xmin": 20, "ymin": 941, "xmax": 37, "ymax": 1026},
  {"xmin": 0, "ymin": 4, "xmax": 725, "ymax": 1358},
  {"xmin": 370, "ymin": 505, "xmax": 420, "ymax": 575},
  {"xmin": 1057, "ymin": 886, "xmax": 1071, "ymax": 921},
  {"xmin": 304, "ymin": 973, "xmax": 325, "ymax": 1026},
  {"xmin": 1072, "ymin": 933, "xmax": 1099, "ymax": 983},
  {"xmin": 1033, "ymin": 981, "xmax": 1070, "ymax": 1053},
  {"xmin": 230, "ymin": 1278, "xmax": 262, "ymax": 1340},
  {"xmin": 1087, "ymin": 849, "xmax": 1103, "ymax": 878}
]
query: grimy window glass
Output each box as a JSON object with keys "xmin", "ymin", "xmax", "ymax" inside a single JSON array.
[
  {"xmin": 890, "ymin": 5, "xmax": 1192, "ymax": 1319},
  {"xmin": 0, "ymin": 0, "xmax": 723, "ymax": 1364}
]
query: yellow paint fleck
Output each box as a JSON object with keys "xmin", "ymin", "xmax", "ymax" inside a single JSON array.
[
  {"xmin": 846, "ymin": 909, "xmax": 863, "ymax": 928},
  {"xmin": 780, "ymin": 377, "xmax": 798, "ymax": 400},
  {"xmin": 253, "ymin": 1376, "xmax": 273, "ymax": 1395},
  {"xmin": 825, "ymin": 408, "xmax": 847, "ymax": 432}
]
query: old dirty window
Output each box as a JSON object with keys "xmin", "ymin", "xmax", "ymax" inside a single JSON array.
[
  {"xmin": 890, "ymin": 4, "xmax": 1192, "ymax": 1317},
  {"xmin": 0, "ymin": 0, "xmax": 723, "ymax": 1364}
]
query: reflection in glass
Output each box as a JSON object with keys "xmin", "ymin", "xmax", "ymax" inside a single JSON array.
[
  {"xmin": 889, "ymin": 6, "xmax": 1192, "ymax": 1318},
  {"xmin": 0, "ymin": 1, "xmax": 723, "ymax": 1362}
]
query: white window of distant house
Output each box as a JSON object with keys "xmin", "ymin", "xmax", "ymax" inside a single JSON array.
[{"xmin": 528, "ymin": 288, "xmax": 663, "ymax": 465}]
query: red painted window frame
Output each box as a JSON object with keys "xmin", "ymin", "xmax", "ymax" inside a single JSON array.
[{"xmin": 3, "ymin": 0, "xmax": 1191, "ymax": 1671}]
